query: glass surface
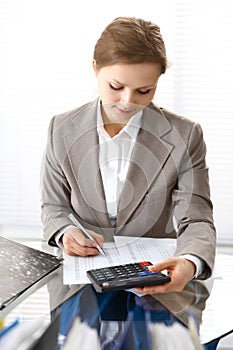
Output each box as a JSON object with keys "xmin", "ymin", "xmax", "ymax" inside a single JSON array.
[{"xmin": 1, "ymin": 242, "xmax": 233, "ymax": 349}]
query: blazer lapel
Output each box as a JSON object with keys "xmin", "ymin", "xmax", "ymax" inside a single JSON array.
[
  {"xmin": 61, "ymin": 101, "xmax": 175, "ymax": 233},
  {"xmin": 116, "ymin": 105, "xmax": 174, "ymax": 231},
  {"xmin": 63, "ymin": 101, "xmax": 111, "ymax": 229}
]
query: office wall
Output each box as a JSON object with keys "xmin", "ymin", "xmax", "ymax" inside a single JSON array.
[{"xmin": 0, "ymin": 0, "xmax": 233, "ymax": 243}]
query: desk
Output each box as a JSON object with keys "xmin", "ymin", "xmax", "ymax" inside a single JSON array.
[{"xmin": 2, "ymin": 245, "xmax": 233, "ymax": 350}]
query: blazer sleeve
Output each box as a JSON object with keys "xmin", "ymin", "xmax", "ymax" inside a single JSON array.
[
  {"xmin": 41, "ymin": 117, "xmax": 74, "ymax": 246},
  {"xmin": 172, "ymin": 122, "xmax": 216, "ymax": 279}
]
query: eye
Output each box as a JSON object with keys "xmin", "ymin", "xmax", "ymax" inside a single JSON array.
[
  {"xmin": 109, "ymin": 83, "xmax": 123, "ymax": 91},
  {"xmin": 138, "ymin": 89, "xmax": 151, "ymax": 95}
]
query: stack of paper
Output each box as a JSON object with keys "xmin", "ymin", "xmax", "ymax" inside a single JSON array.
[
  {"xmin": 63, "ymin": 236, "xmax": 176, "ymax": 284},
  {"xmin": 62, "ymin": 317, "xmax": 100, "ymax": 350},
  {"xmin": 0, "ymin": 317, "xmax": 50, "ymax": 350},
  {"xmin": 149, "ymin": 320, "xmax": 204, "ymax": 350}
]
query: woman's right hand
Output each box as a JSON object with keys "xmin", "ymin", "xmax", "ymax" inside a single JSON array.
[{"xmin": 61, "ymin": 227, "xmax": 104, "ymax": 256}]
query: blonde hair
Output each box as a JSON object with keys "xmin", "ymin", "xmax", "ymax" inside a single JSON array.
[{"xmin": 93, "ymin": 16, "xmax": 167, "ymax": 74}]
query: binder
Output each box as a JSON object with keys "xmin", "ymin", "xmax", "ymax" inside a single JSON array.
[{"xmin": 0, "ymin": 236, "xmax": 62, "ymax": 310}]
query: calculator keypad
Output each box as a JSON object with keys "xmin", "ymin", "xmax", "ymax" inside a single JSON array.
[
  {"xmin": 87, "ymin": 261, "xmax": 171, "ymax": 293},
  {"xmin": 91, "ymin": 261, "xmax": 153, "ymax": 281}
]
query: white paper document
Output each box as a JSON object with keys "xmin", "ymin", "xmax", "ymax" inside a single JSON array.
[
  {"xmin": 63, "ymin": 236, "xmax": 176, "ymax": 285},
  {"xmin": 62, "ymin": 317, "xmax": 101, "ymax": 350}
]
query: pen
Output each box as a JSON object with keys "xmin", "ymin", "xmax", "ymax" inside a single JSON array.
[{"xmin": 68, "ymin": 213, "xmax": 106, "ymax": 255}]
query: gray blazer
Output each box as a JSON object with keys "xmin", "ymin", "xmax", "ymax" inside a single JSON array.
[{"xmin": 41, "ymin": 99, "xmax": 216, "ymax": 280}]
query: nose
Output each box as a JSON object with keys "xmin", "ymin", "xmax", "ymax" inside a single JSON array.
[{"xmin": 120, "ymin": 89, "xmax": 135, "ymax": 105}]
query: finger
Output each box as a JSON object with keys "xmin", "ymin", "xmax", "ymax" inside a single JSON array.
[
  {"xmin": 64, "ymin": 241, "xmax": 100, "ymax": 257},
  {"xmin": 82, "ymin": 237, "xmax": 99, "ymax": 248},
  {"xmin": 149, "ymin": 258, "xmax": 178, "ymax": 272},
  {"xmin": 72, "ymin": 228, "xmax": 104, "ymax": 248},
  {"xmin": 64, "ymin": 228, "xmax": 103, "ymax": 249},
  {"xmin": 71, "ymin": 246, "xmax": 99, "ymax": 257},
  {"xmin": 135, "ymin": 278, "xmax": 184, "ymax": 294},
  {"xmin": 63, "ymin": 235, "xmax": 100, "ymax": 256},
  {"xmin": 87, "ymin": 230, "xmax": 104, "ymax": 247},
  {"xmin": 135, "ymin": 282, "xmax": 172, "ymax": 294}
]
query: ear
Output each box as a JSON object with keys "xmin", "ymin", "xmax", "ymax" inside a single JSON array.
[{"xmin": 92, "ymin": 59, "xmax": 99, "ymax": 76}]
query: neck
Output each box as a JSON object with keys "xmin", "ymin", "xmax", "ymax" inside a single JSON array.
[
  {"xmin": 100, "ymin": 105, "xmax": 127, "ymax": 137},
  {"xmin": 104, "ymin": 123, "xmax": 125, "ymax": 137}
]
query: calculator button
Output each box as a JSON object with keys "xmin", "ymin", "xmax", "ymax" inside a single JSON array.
[
  {"xmin": 139, "ymin": 261, "xmax": 151, "ymax": 267},
  {"xmin": 105, "ymin": 276, "xmax": 115, "ymax": 281},
  {"xmin": 127, "ymin": 272, "xmax": 138, "ymax": 277},
  {"xmin": 139, "ymin": 272, "xmax": 149, "ymax": 277}
]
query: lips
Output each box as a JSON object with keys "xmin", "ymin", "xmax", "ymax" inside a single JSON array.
[{"xmin": 115, "ymin": 105, "xmax": 137, "ymax": 114}]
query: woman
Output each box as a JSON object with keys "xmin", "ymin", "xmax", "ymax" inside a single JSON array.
[{"xmin": 41, "ymin": 16, "xmax": 216, "ymax": 294}]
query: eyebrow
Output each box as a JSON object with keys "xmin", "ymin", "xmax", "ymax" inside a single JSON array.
[{"xmin": 110, "ymin": 79, "xmax": 157, "ymax": 89}]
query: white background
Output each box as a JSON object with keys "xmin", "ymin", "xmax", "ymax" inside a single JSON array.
[{"xmin": 0, "ymin": 0, "xmax": 233, "ymax": 243}]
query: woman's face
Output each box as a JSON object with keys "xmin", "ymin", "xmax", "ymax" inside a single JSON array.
[{"xmin": 93, "ymin": 61, "xmax": 161, "ymax": 124}]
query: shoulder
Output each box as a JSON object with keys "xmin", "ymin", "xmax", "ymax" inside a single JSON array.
[
  {"xmin": 159, "ymin": 106, "xmax": 196, "ymax": 128},
  {"xmin": 50, "ymin": 99, "xmax": 98, "ymax": 132},
  {"xmin": 151, "ymin": 103, "xmax": 204, "ymax": 139},
  {"xmin": 45, "ymin": 99, "xmax": 98, "ymax": 160}
]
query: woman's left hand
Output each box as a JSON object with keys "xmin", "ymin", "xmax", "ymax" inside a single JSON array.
[{"xmin": 135, "ymin": 257, "xmax": 196, "ymax": 294}]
